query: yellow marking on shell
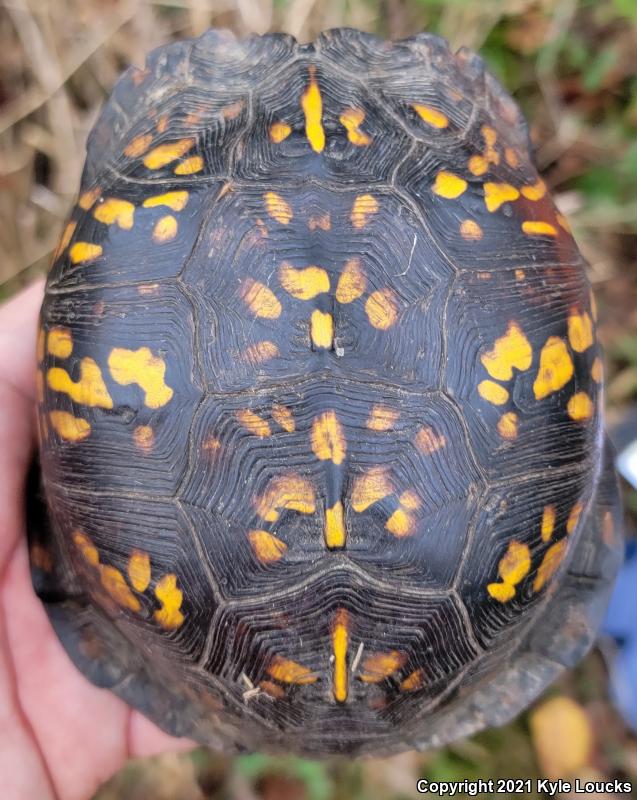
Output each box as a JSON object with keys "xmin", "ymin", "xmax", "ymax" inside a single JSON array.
[
  {"xmin": 48, "ymin": 358, "xmax": 113, "ymax": 409},
  {"xmin": 308, "ymin": 212, "xmax": 331, "ymax": 231},
  {"xmin": 515, "ymin": 269, "xmax": 525, "ymax": 281},
  {"xmin": 522, "ymin": 220, "xmax": 558, "ymax": 237},
  {"xmin": 272, "ymin": 404, "xmax": 295, "ymax": 432},
  {"xmin": 412, "ymin": 103, "xmax": 449, "ymax": 129},
  {"xmin": 155, "ymin": 114, "xmax": 169, "ymax": 134},
  {"xmin": 49, "ymin": 411, "xmax": 91, "ymax": 442},
  {"xmin": 245, "ymin": 340, "xmax": 279, "ymax": 365},
  {"xmin": 264, "ymin": 191, "xmax": 293, "ymax": 225},
  {"xmin": 336, "ymin": 258, "xmax": 366, "ymax": 303},
  {"xmin": 478, "ymin": 379, "xmax": 509, "ymax": 406},
  {"xmin": 399, "ymin": 490, "xmax": 421, "ymax": 511},
  {"xmin": 108, "ymin": 347, "xmax": 173, "ymax": 409},
  {"xmin": 386, "ymin": 508, "xmax": 416, "ymax": 538},
  {"xmin": 339, "ymin": 107, "xmax": 372, "ymax": 146},
  {"xmin": 240, "ymin": 278, "xmax": 282, "ymax": 319},
  {"xmin": 100, "ymin": 566, "xmax": 141, "ymax": 612},
  {"xmin": 78, "ymin": 186, "xmax": 101, "ymax": 211},
  {"xmin": 400, "ymin": 669, "xmax": 424, "ymax": 692},
  {"xmin": 557, "ymin": 213, "xmax": 572, "ymax": 233},
  {"xmin": 47, "ymin": 327, "xmax": 73, "ymax": 359},
  {"xmin": 268, "ymin": 655, "xmax": 317, "ymax": 685},
  {"xmin": 154, "ymin": 573, "xmax": 184, "ymax": 629},
  {"xmin": 460, "ymin": 219, "xmax": 483, "ymax": 241},
  {"xmin": 332, "ymin": 608, "xmax": 349, "ymax": 702},
  {"xmin": 533, "ymin": 337, "xmax": 574, "ymax": 400},
  {"xmin": 310, "ymin": 310, "xmax": 334, "ymax": 349},
  {"xmin": 93, "ymin": 198, "xmax": 135, "ymax": 230},
  {"xmin": 236, "ymin": 409, "xmax": 271, "ymax": 438},
  {"xmin": 468, "ymin": 155, "xmax": 489, "ymax": 176},
  {"xmin": 278, "ymin": 263, "xmax": 330, "ymax": 300},
  {"xmin": 325, "ymin": 501, "xmax": 346, "ymax": 549},
  {"xmin": 591, "ymin": 357, "xmax": 603, "ymax": 384},
  {"xmin": 360, "ymin": 651, "xmax": 406, "ymax": 683},
  {"xmin": 487, "ymin": 540, "xmax": 531, "ymax": 602},
  {"xmin": 152, "ymin": 215, "xmax": 178, "ymax": 243},
  {"xmin": 367, "ymin": 404, "xmax": 399, "ymax": 431},
  {"xmin": 143, "ymin": 191, "xmax": 189, "ymax": 212},
  {"xmin": 143, "ymin": 138, "xmax": 195, "ymax": 169},
  {"xmin": 484, "ymin": 182, "xmax": 520, "ymax": 212},
  {"xmin": 248, "ymin": 530, "xmax": 287, "ymax": 564},
  {"xmin": 521, "ymin": 179, "xmax": 547, "ymax": 201},
  {"xmin": 534, "ymin": 539, "xmax": 568, "ymax": 592},
  {"xmin": 351, "ymin": 467, "xmax": 392, "ymax": 512},
  {"xmin": 482, "ymin": 125, "xmax": 497, "ymax": 146},
  {"xmin": 254, "ymin": 474, "xmax": 316, "ymax": 522},
  {"xmin": 497, "ymin": 411, "xmax": 518, "ymax": 440},
  {"xmin": 415, "ymin": 426, "xmax": 446, "ymax": 454},
  {"xmin": 53, "ymin": 221, "xmax": 77, "ymax": 261},
  {"xmin": 174, "ymin": 155, "xmax": 204, "ymax": 175},
  {"xmin": 269, "ymin": 121, "xmax": 292, "ymax": 143},
  {"xmin": 567, "ymin": 501, "xmax": 583, "ymax": 534},
  {"xmin": 505, "ymin": 147, "xmax": 520, "ymax": 168},
  {"xmin": 365, "ymin": 288, "xmax": 398, "ymax": 330},
  {"xmin": 259, "ymin": 680, "xmax": 286, "ymax": 699},
  {"xmin": 133, "ymin": 424, "xmax": 155, "ymax": 452},
  {"xmin": 311, "ymin": 410, "xmax": 346, "ymax": 465},
  {"xmin": 301, "ymin": 69, "xmax": 325, "ymax": 153},
  {"xmin": 541, "ymin": 505, "xmax": 556, "ymax": 542},
  {"xmin": 350, "ymin": 194, "xmax": 379, "ymax": 228},
  {"xmin": 74, "ymin": 531, "xmax": 99, "ymax": 566},
  {"xmin": 69, "ymin": 242, "xmax": 102, "ymax": 264},
  {"xmin": 481, "ymin": 321, "xmax": 532, "ymax": 381},
  {"xmin": 203, "ymin": 437, "xmax": 221, "ymax": 456},
  {"xmin": 432, "ymin": 171, "xmax": 467, "ymax": 199},
  {"xmin": 567, "ymin": 392, "xmax": 594, "ymax": 422},
  {"xmin": 127, "ymin": 550, "xmax": 151, "ymax": 593},
  {"xmin": 567, "ymin": 310, "xmax": 594, "ymax": 353},
  {"xmin": 124, "ymin": 133, "xmax": 153, "ymax": 158}
]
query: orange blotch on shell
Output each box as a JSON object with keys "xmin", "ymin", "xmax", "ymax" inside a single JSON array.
[
  {"xmin": 48, "ymin": 358, "xmax": 113, "ymax": 409},
  {"xmin": 49, "ymin": 411, "xmax": 91, "ymax": 442},
  {"xmin": 154, "ymin": 573, "xmax": 184, "ymax": 629},
  {"xmin": 254, "ymin": 474, "xmax": 316, "ymax": 522},
  {"xmin": 127, "ymin": 550, "xmax": 151, "ymax": 593},
  {"xmin": 271, "ymin": 404, "xmax": 295, "ymax": 432},
  {"xmin": 498, "ymin": 540, "xmax": 531, "ymax": 584},
  {"xmin": 399, "ymin": 489, "xmax": 421, "ymax": 512},
  {"xmin": 133, "ymin": 424, "xmax": 155, "ymax": 452},
  {"xmin": 307, "ymin": 212, "xmax": 331, "ymax": 231},
  {"xmin": 100, "ymin": 565, "xmax": 141, "ymax": 612},
  {"xmin": 310, "ymin": 310, "xmax": 334, "ymax": 349},
  {"xmin": 143, "ymin": 138, "xmax": 195, "ymax": 169},
  {"xmin": 415, "ymin": 426, "xmax": 446, "ymax": 455},
  {"xmin": 93, "ymin": 197, "xmax": 135, "ymax": 230},
  {"xmin": 264, "ymin": 191, "xmax": 293, "ymax": 225},
  {"xmin": 521, "ymin": 179, "xmax": 547, "ymax": 201},
  {"xmin": 481, "ymin": 321, "xmax": 532, "ymax": 381},
  {"xmin": 311, "ymin": 410, "xmax": 346, "ymax": 464},
  {"xmin": 497, "ymin": 411, "xmax": 518, "ymax": 440},
  {"xmin": 108, "ymin": 347, "xmax": 173, "ymax": 409},
  {"xmin": 124, "ymin": 133, "xmax": 153, "ymax": 158},
  {"xmin": 515, "ymin": 269, "xmax": 525, "ymax": 281},
  {"xmin": 155, "ymin": 114, "xmax": 170, "ymax": 134},
  {"xmin": 487, "ymin": 582, "xmax": 516, "ymax": 603},
  {"xmin": 143, "ymin": 190, "xmax": 189, "ymax": 212},
  {"xmin": 460, "ymin": 219, "xmax": 483, "ymax": 241},
  {"xmin": 73, "ymin": 530, "xmax": 99, "ymax": 566},
  {"xmin": 432, "ymin": 171, "xmax": 468, "ymax": 199},
  {"xmin": 567, "ymin": 310, "xmax": 594, "ymax": 353},
  {"xmin": 365, "ymin": 288, "xmax": 399, "ymax": 330},
  {"xmin": 69, "ymin": 242, "xmax": 102, "ymax": 264},
  {"xmin": 468, "ymin": 155, "xmax": 489, "ymax": 176},
  {"xmin": 53, "ymin": 220, "xmax": 77, "ymax": 261},
  {"xmin": 533, "ymin": 539, "xmax": 568, "ymax": 592},
  {"xmin": 240, "ymin": 278, "xmax": 282, "ymax": 319},
  {"xmin": 400, "ymin": 669, "xmax": 424, "ymax": 692},
  {"xmin": 504, "ymin": 147, "xmax": 520, "ymax": 168},
  {"xmin": 236, "ymin": 409, "xmax": 271, "ymax": 438},
  {"xmin": 47, "ymin": 326, "xmax": 73, "ymax": 359},
  {"xmin": 278, "ymin": 263, "xmax": 329, "ymax": 300},
  {"xmin": 567, "ymin": 392, "xmax": 594, "ymax": 422},
  {"xmin": 350, "ymin": 194, "xmax": 379, "ymax": 228},
  {"xmin": 522, "ymin": 220, "xmax": 558, "ymax": 237},
  {"xmin": 591, "ymin": 357, "xmax": 603, "ymax": 384},
  {"xmin": 174, "ymin": 155, "xmax": 204, "ymax": 175},
  {"xmin": 78, "ymin": 186, "xmax": 101, "ymax": 211},
  {"xmin": 567, "ymin": 501, "xmax": 584, "ymax": 534},
  {"xmin": 541, "ymin": 505, "xmax": 556, "ymax": 542},
  {"xmin": 360, "ymin": 651, "xmax": 407, "ymax": 683},
  {"xmin": 385, "ymin": 507, "xmax": 416, "ymax": 538},
  {"xmin": 533, "ymin": 337, "xmax": 574, "ymax": 400},
  {"xmin": 339, "ymin": 107, "xmax": 372, "ymax": 146},
  {"xmin": 336, "ymin": 258, "xmax": 366, "ymax": 303},
  {"xmin": 31, "ymin": 544, "xmax": 53, "ymax": 573},
  {"xmin": 248, "ymin": 530, "xmax": 287, "ymax": 564},
  {"xmin": 267, "ymin": 655, "xmax": 317, "ymax": 685},
  {"xmin": 481, "ymin": 125, "xmax": 497, "ymax": 146},
  {"xmin": 269, "ymin": 121, "xmax": 292, "ymax": 143},
  {"xmin": 259, "ymin": 680, "xmax": 286, "ymax": 699},
  {"xmin": 478, "ymin": 379, "xmax": 509, "ymax": 406},
  {"xmin": 411, "ymin": 103, "xmax": 449, "ymax": 129},
  {"xmin": 351, "ymin": 467, "xmax": 392, "ymax": 512},
  {"xmin": 152, "ymin": 215, "xmax": 178, "ymax": 243},
  {"xmin": 245, "ymin": 340, "xmax": 279, "ymax": 365},
  {"xmin": 367, "ymin": 404, "xmax": 399, "ymax": 431},
  {"xmin": 483, "ymin": 182, "xmax": 520, "ymax": 212}
]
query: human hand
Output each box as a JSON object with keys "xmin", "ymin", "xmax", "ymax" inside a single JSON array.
[{"xmin": 0, "ymin": 281, "xmax": 193, "ymax": 800}]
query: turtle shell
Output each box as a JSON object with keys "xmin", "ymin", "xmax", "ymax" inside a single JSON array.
[{"xmin": 29, "ymin": 28, "xmax": 623, "ymax": 757}]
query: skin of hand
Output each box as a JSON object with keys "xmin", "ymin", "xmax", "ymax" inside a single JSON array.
[{"xmin": 0, "ymin": 281, "xmax": 193, "ymax": 800}]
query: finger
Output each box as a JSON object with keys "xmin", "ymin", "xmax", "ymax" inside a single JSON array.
[{"xmin": 128, "ymin": 711, "xmax": 197, "ymax": 760}]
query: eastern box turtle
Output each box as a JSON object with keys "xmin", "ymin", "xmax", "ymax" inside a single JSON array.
[{"xmin": 28, "ymin": 28, "xmax": 623, "ymax": 757}]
